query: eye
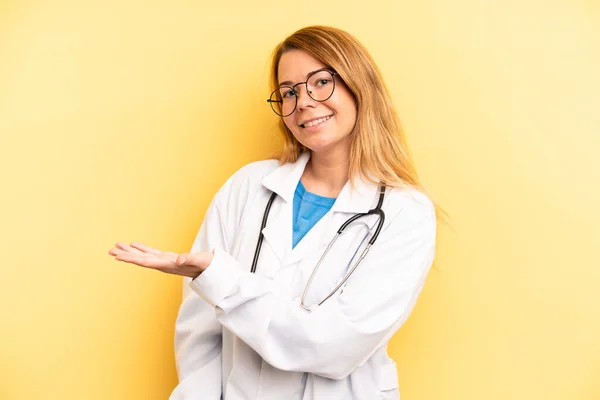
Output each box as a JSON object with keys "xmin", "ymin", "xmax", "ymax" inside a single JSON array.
[
  {"xmin": 281, "ymin": 88, "xmax": 297, "ymax": 99},
  {"xmin": 315, "ymin": 79, "xmax": 332, "ymax": 87}
]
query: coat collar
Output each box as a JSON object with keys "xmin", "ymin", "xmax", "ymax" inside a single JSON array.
[{"xmin": 261, "ymin": 152, "xmax": 383, "ymax": 214}]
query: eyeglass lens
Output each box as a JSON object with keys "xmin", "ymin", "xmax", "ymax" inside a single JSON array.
[{"xmin": 269, "ymin": 70, "xmax": 336, "ymax": 117}]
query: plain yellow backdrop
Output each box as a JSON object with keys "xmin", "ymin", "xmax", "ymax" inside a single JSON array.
[{"xmin": 1, "ymin": 0, "xmax": 599, "ymax": 399}]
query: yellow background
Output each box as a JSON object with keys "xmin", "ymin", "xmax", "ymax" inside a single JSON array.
[{"xmin": 1, "ymin": 0, "xmax": 599, "ymax": 399}]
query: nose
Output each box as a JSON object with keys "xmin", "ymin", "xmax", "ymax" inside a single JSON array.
[{"xmin": 295, "ymin": 84, "xmax": 316, "ymax": 111}]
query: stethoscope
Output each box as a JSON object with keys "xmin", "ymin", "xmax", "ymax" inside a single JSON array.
[{"xmin": 250, "ymin": 185, "xmax": 386, "ymax": 311}]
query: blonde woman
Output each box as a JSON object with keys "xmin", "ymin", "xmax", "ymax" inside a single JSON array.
[{"xmin": 109, "ymin": 25, "xmax": 438, "ymax": 400}]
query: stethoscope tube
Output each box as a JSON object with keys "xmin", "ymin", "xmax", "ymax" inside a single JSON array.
[
  {"xmin": 336, "ymin": 186, "xmax": 386, "ymax": 245},
  {"xmin": 250, "ymin": 191, "xmax": 277, "ymax": 273},
  {"xmin": 250, "ymin": 185, "xmax": 386, "ymax": 311}
]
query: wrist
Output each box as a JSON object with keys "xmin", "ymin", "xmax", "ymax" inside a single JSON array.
[{"xmin": 200, "ymin": 251, "xmax": 214, "ymax": 272}]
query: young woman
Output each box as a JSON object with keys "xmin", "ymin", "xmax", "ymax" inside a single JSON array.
[{"xmin": 109, "ymin": 25, "xmax": 438, "ymax": 400}]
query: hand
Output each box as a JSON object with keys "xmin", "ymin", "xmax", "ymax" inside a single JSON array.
[{"xmin": 108, "ymin": 242, "xmax": 214, "ymax": 279}]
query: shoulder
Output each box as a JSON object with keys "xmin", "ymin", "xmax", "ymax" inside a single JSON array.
[
  {"xmin": 213, "ymin": 158, "xmax": 280, "ymax": 205},
  {"xmin": 383, "ymin": 186, "xmax": 437, "ymax": 232},
  {"xmin": 226, "ymin": 158, "xmax": 280, "ymax": 187}
]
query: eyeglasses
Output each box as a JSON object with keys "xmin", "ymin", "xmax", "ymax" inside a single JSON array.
[{"xmin": 267, "ymin": 69, "xmax": 338, "ymax": 117}]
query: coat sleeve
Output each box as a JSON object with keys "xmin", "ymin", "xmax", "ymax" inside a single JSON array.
[
  {"xmin": 169, "ymin": 192, "xmax": 231, "ymax": 399},
  {"xmin": 189, "ymin": 192, "xmax": 437, "ymax": 380}
]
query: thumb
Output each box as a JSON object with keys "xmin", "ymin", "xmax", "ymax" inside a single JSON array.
[
  {"xmin": 176, "ymin": 254, "xmax": 188, "ymax": 265},
  {"xmin": 176, "ymin": 253, "xmax": 203, "ymax": 266},
  {"xmin": 176, "ymin": 252, "xmax": 212, "ymax": 272}
]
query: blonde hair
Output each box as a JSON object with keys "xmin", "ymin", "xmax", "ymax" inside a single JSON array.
[{"xmin": 269, "ymin": 26, "xmax": 444, "ymax": 220}]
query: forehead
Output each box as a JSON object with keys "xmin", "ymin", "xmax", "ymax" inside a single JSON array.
[{"xmin": 278, "ymin": 50, "xmax": 327, "ymax": 83}]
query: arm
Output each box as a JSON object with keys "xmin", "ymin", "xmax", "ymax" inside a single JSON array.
[{"xmin": 190, "ymin": 193, "xmax": 437, "ymax": 380}]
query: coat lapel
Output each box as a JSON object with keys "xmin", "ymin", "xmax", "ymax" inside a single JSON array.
[
  {"xmin": 284, "ymin": 174, "xmax": 383, "ymax": 266},
  {"xmin": 285, "ymin": 210, "xmax": 331, "ymax": 266},
  {"xmin": 258, "ymin": 200, "xmax": 291, "ymax": 265},
  {"xmin": 260, "ymin": 153, "xmax": 310, "ymax": 264},
  {"xmin": 259, "ymin": 152, "xmax": 384, "ymax": 267}
]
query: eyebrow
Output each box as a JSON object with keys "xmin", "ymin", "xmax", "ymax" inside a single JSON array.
[{"xmin": 278, "ymin": 68, "xmax": 329, "ymax": 87}]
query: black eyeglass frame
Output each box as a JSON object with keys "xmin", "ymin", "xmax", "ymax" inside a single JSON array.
[{"xmin": 266, "ymin": 69, "xmax": 338, "ymax": 117}]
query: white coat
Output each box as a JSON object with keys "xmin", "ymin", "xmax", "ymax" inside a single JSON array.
[{"xmin": 169, "ymin": 152, "xmax": 436, "ymax": 400}]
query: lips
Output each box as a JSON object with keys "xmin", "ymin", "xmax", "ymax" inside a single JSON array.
[{"xmin": 299, "ymin": 114, "xmax": 333, "ymax": 128}]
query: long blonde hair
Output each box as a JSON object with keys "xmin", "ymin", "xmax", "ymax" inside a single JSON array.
[{"xmin": 270, "ymin": 26, "xmax": 444, "ymax": 219}]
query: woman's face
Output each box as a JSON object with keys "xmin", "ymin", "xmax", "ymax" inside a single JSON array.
[{"xmin": 277, "ymin": 50, "xmax": 357, "ymax": 157}]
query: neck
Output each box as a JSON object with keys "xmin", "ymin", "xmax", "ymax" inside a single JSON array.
[{"xmin": 301, "ymin": 150, "xmax": 350, "ymax": 198}]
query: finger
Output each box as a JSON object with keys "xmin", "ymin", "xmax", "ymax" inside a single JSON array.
[
  {"xmin": 115, "ymin": 242, "xmax": 145, "ymax": 255},
  {"xmin": 116, "ymin": 254, "xmax": 195, "ymax": 277},
  {"xmin": 130, "ymin": 242, "xmax": 163, "ymax": 255},
  {"xmin": 108, "ymin": 247, "xmax": 128, "ymax": 256},
  {"xmin": 113, "ymin": 253, "xmax": 145, "ymax": 266},
  {"xmin": 116, "ymin": 253, "xmax": 199, "ymax": 278},
  {"xmin": 115, "ymin": 253, "xmax": 175, "ymax": 269}
]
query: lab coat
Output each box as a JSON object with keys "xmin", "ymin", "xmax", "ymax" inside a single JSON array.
[{"xmin": 169, "ymin": 152, "xmax": 436, "ymax": 400}]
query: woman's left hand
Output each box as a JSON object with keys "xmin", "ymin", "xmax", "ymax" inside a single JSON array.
[{"xmin": 108, "ymin": 242, "xmax": 213, "ymax": 279}]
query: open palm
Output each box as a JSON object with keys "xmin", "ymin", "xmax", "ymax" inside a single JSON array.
[{"xmin": 108, "ymin": 242, "xmax": 212, "ymax": 278}]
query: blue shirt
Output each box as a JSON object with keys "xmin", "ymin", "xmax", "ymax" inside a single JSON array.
[{"xmin": 292, "ymin": 181, "xmax": 336, "ymax": 248}]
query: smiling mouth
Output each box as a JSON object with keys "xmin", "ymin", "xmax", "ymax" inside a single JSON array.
[{"xmin": 300, "ymin": 115, "xmax": 333, "ymax": 128}]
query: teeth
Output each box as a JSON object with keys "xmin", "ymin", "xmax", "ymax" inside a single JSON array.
[{"xmin": 303, "ymin": 115, "xmax": 331, "ymax": 128}]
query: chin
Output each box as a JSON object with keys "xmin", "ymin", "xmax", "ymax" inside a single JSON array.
[
  {"xmin": 304, "ymin": 138, "xmax": 347, "ymax": 156},
  {"xmin": 292, "ymin": 126, "xmax": 351, "ymax": 155}
]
